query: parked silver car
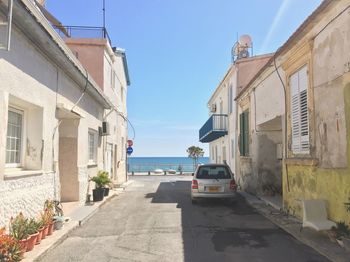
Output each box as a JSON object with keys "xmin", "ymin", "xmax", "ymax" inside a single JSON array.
[{"xmin": 191, "ymin": 164, "xmax": 237, "ymax": 204}]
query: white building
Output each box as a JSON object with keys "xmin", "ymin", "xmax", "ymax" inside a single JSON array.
[
  {"xmin": 199, "ymin": 38, "xmax": 272, "ymax": 182},
  {"xmin": 0, "ymin": 0, "xmax": 130, "ymax": 226}
]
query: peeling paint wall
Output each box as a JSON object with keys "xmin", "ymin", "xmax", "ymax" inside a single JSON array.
[{"xmin": 283, "ymin": 0, "xmax": 350, "ymax": 223}]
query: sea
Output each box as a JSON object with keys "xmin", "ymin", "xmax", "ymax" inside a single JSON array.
[{"xmin": 127, "ymin": 157, "xmax": 210, "ymax": 173}]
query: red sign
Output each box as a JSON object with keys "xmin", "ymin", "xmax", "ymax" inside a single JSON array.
[{"xmin": 127, "ymin": 140, "xmax": 133, "ymax": 147}]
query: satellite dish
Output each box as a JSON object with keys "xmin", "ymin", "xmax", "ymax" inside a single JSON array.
[{"xmin": 239, "ymin": 35, "xmax": 252, "ymax": 48}]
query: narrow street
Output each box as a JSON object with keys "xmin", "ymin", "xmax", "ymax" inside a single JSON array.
[{"xmin": 38, "ymin": 175, "xmax": 329, "ymax": 262}]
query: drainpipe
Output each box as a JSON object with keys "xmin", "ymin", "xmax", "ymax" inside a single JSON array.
[{"xmin": 273, "ymin": 53, "xmax": 290, "ymax": 210}]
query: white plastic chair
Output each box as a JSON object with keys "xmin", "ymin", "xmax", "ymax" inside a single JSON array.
[{"xmin": 301, "ymin": 199, "xmax": 336, "ymax": 231}]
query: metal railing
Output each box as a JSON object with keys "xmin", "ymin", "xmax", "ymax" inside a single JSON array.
[
  {"xmin": 52, "ymin": 25, "xmax": 112, "ymax": 45},
  {"xmin": 127, "ymin": 163, "xmax": 196, "ymax": 173},
  {"xmin": 199, "ymin": 114, "xmax": 228, "ymax": 141}
]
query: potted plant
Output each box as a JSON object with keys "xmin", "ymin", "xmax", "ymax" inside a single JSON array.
[
  {"xmin": 35, "ymin": 219, "xmax": 44, "ymax": 245},
  {"xmin": 43, "ymin": 200, "xmax": 56, "ymax": 235},
  {"xmin": 39, "ymin": 211, "xmax": 51, "ymax": 239},
  {"xmin": 0, "ymin": 227, "xmax": 22, "ymax": 262},
  {"xmin": 99, "ymin": 171, "xmax": 112, "ymax": 196},
  {"xmin": 90, "ymin": 171, "xmax": 111, "ymax": 201},
  {"xmin": 26, "ymin": 218, "xmax": 40, "ymax": 252},
  {"xmin": 48, "ymin": 200, "xmax": 65, "ymax": 230},
  {"xmin": 9, "ymin": 213, "xmax": 30, "ymax": 255}
]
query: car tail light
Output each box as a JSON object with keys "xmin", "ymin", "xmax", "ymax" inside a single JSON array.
[
  {"xmin": 230, "ymin": 179, "xmax": 237, "ymax": 191},
  {"xmin": 192, "ymin": 180, "xmax": 198, "ymax": 189}
]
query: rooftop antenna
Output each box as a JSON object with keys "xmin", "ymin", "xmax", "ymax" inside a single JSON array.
[
  {"xmin": 103, "ymin": 0, "xmax": 106, "ymax": 36},
  {"xmin": 231, "ymin": 34, "xmax": 253, "ymax": 63}
]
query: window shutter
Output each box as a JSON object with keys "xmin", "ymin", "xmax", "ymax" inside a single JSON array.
[
  {"xmin": 239, "ymin": 113, "xmax": 244, "ymax": 155},
  {"xmin": 298, "ymin": 66, "xmax": 309, "ymax": 153},
  {"xmin": 291, "ymin": 72, "xmax": 300, "ymax": 153},
  {"xmin": 290, "ymin": 65, "xmax": 309, "ymax": 154},
  {"xmin": 244, "ymin": 111, "xmax": 249, "ymax": 155}
]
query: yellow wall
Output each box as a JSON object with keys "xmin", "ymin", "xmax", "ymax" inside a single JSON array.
[{"xmin": 283, "ymin": 83, "xmax": 350, "ymax": 224}]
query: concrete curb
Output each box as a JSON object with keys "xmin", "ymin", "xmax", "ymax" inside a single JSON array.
[{"xmin": 239, "ymin": 191, "xmax": 349, "ymax": 262}]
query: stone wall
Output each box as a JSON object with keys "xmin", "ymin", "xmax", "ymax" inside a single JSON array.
[{"xmin": 0, "ymin": 172, "xmax": 58, "ymax": 227}]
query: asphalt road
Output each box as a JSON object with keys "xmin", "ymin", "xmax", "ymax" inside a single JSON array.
[{"xmin": 38, "ymin": 175, "xmax": 329, "ymax": 262}]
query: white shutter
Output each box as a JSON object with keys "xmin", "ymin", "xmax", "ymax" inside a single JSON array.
[
  {"xmin": 290, "ymin": 65, "xmax": 309, "ymax": 155},
  {"xmin": 291, "ymin": 72, "xmax": 301, "ymax": 153},
  {"xmin": 298, "ymin": 66, "xmax": 309, "ymax": 153}
]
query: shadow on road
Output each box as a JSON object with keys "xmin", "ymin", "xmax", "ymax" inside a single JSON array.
[{"xmin": 145, "ymin": 180, "xmax": 329, "ymax": 262}]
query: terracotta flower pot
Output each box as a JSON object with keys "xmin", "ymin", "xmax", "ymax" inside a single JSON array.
[
  {"xmin": 26, "ymin": 232, "xmax": 38, "ymax": 252},
  {"xmin": 41, "ymin": 226, "xmax": 48, "ymax": 239},
  {"xmin": 19, "ymin": 237, "xmax": 29, "ymax": 256},
  {"xmin": 36, "ymin": 228, "xmax": 43, "ymax": 244},
  {"xmin": 47, "ymin": 222, "xmax": 54, "ymax": 236}
]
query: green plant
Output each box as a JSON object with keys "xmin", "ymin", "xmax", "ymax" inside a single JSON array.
[
  {"xmin": 344, "ymin": 197, "xmax": 350, "ymax": 213},
  {"xmin": 0, "ymin": 228, "xmax": 22, "ymax": 262},
  {"xmin": 44, "ymin": 200, "xmax": 55, "ymax": 215},
  {"xmin": 40, "ymin": 210, "xmax": 53, "ymax": 226},
  {"xmin": 186, "ymin": 146, "xmax": 204, "ymax": 169},
  {"xmin": 333, "ymin": 221, "xmax": 350, "ymax": 238},
  {"xmin": 9, "ymin": 213, "xmax": 29, "ymax": 240},
  {"xmin": 26, "ymin": 218, "xmax": 40, "ymax": 235},
  {"xmin": 90, "ymin": 171, "xmax": 111, "ymax": 188}
]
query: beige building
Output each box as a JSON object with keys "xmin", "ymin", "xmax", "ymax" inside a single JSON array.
[
  {"xmin": 234, "ymin": 0, "xmax": 350, "ymax": 224},
  {"xmin": 235, "ymin": 56, "xmax": 285, "ymax": 195},
  {"xmin": 0, "ymin": 0, "xmax": 130, "ymax": 227},
  {"xmin": 63, "ymin": 38, "xmax": 130, "ymax": 186}
]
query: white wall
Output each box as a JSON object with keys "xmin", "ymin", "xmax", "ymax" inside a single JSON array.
[
  {"xmin": 102, "ymin": 49, "xmax": 128, "ymax": 184},
  {"xmin": 0, "ymin": 22, "xmax": 106, "ymax": 225}
]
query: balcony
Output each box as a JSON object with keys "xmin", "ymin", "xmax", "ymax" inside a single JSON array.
[
  {"xmin": 199, "ymin": 114, "xmax": 228, "ymax": 143},
  {"xmin": 52, "ymin": 25, "xmax": 112, "ymax": 46}
]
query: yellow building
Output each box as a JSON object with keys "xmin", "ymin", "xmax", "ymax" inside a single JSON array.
[
  {"xmin": 277, "ymin": 0, "xmax": 350, "ymax": 223},
  {"xmin": 235, "ymin": 0, "xmax": 350, "ymax": 224}
]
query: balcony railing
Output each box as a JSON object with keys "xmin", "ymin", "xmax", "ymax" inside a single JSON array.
[
  {"xmin": 199, "ymin": 114, "xmax": 228, "ymax": 143},
  {"xmin": 53, "ymin": 25, "xmax": 112, "ymax": 46}
]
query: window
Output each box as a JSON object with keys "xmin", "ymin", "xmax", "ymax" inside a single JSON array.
[
  {"xmin": 196, "ymin": 166, "xmax": 231, "ymax": 179},
  {"xmin": 290, "ymin": 65, "xmax": 309, "ymax": 154},
  {"xmin": 6, "ymin": 108, "xmax": 23, "ymax": 167},
  {"xmin": 88, "ymin": 130, "xmax": 97, "ymax": 163},
  {"xmin": 239, "ymin": 110, "xmax": 249, "ymax": 156},
  {"xmin": 111, "ymin": 70, "xmax": 115, "ymax": 90}
]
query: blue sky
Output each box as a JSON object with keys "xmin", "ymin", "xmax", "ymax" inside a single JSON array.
[{"xmin": 46, "ymin": 0, "xmax": 322, "ymax": 157}]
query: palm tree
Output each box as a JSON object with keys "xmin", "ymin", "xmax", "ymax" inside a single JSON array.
[{"xmin": 187, "ymin": 146, "xmax": 204, "ymax": 170}]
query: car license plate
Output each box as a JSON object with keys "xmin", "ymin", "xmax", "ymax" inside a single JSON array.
[{"xmin": 208, "ymin": 186, "xmax": 220, "ymax": 192}]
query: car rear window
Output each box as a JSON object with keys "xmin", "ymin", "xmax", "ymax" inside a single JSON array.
[{"xmin": 196, "ymin": 166, "xmax": 231, "ymax": 179}]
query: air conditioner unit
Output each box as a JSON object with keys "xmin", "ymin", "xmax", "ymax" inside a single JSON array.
[
  {"xmin": 99, "ymin": 121, "xmax": 110, "ymax": 136},
  {"xmin": 210, "ymin": 104, "xmax": 217, "ymax": 113}
]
